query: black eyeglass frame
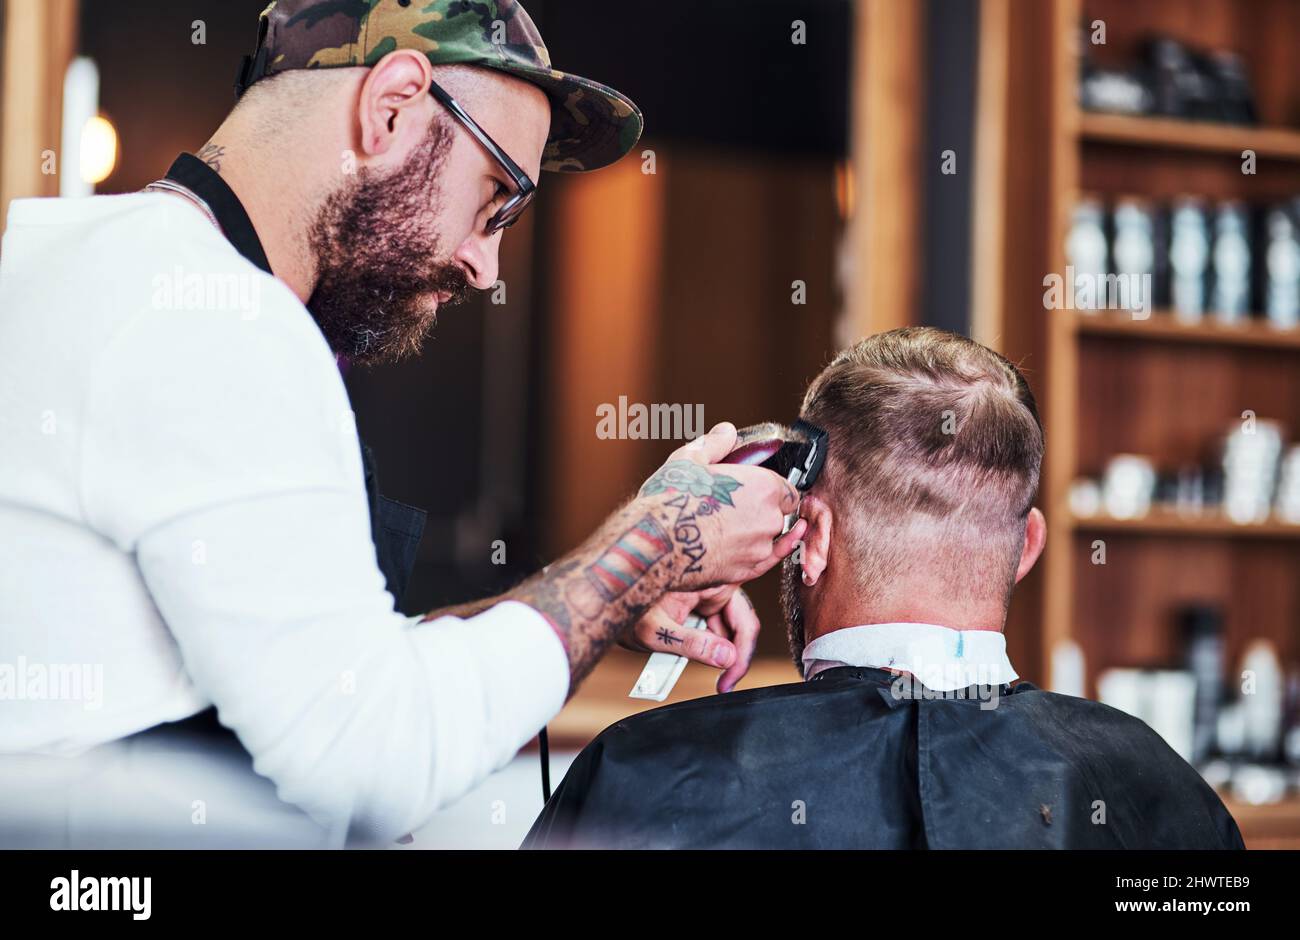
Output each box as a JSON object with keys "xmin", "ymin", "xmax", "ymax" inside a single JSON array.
[{"xmin": 428, "ymin": 79, "xmax": 537, "ymax": 234}]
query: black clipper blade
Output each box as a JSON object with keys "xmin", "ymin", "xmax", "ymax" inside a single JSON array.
[{"xmin": 723, "ymin": 419, "xmax": 828, "ymax": 492}]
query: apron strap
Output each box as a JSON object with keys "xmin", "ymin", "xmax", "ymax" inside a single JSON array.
[{"xmin": 359, "ymin": 440, "xmax": 427, "ymax": 609}]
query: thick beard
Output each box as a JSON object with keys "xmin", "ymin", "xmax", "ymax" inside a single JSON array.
[
  {"xmin": 779, "ymin": 555, "xmax": 806, "ymax": 671},
  {"xmin": 306, "ymin": 118, "xmax": 472, "ymax": 365}
]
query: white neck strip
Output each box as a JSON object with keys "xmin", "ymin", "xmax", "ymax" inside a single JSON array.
[{"xmin": 802, "ymin": 622, "xmax": 1018, "ymax": 692}]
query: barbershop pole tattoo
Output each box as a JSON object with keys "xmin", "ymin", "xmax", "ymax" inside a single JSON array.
[{"xmin": 510, "ymin": 460, "xmax": 743, "ymax": 691}]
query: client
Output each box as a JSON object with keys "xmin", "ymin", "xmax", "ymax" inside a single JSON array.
[{"xmin": 524, "ymin": 327, "xmax": 1243, "ymax": 849}]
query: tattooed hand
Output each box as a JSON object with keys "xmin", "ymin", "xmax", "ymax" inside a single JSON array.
[
  {"xmin": 637, "ymin": 422, "xmax": 805, "ymax": 593},
  {"xmin": 620, "ymin": 585, "xmax": 761, "ymax": 693},
  {"xmin": 501, "ymin": 422, "xmax": 803, "ymax": 695}
]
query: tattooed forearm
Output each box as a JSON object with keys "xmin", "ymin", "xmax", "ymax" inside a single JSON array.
[
  {"xmin": 196, "ymin": 142, "xmax": 226, "ymax": 172},
  {"xmin": 518, "ymin": 559, "xmax": 579, "ymax": 632},
  {"xmin": 585, "ymin": 516, "xmax": 671, "ymax": 601},
  {"xmin": 493, "ymin": 464, "xmax": 745, "ymax": 696},
  {"xmin": 507, "ymin": 505, "xmax": 674, "ymax": 692}
]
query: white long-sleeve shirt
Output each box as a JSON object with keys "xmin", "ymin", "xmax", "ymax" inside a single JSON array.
[{"xmin": 0, "ymin": 193, "xmax": 569, "ymax": 842}]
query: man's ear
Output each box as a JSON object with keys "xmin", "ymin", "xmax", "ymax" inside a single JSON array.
[
  {"xmin": 799, "ymin": 493, "xmax": 833, "ymax": 586},
  {"xmin": 356, "ymin": 49, "xmax": 434, "ymax": 158},
  {"xmin": 1014, "ymin": 507, "xmax": 1046, "ymax": 583}
]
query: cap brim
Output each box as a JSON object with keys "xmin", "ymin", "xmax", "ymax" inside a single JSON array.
[{"xmin": 499, "ymin": 65, "xmax": 643, "ymax": 173}]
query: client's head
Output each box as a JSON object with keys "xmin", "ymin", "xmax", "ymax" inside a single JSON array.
[{"xmin": 780, "ymin": 327, "xmax": 1046, "ymax": 667}]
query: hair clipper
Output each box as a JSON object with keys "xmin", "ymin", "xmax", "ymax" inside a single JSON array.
[{"xmin": 629, "ymin": 420, "xmax": 828, "ymax": 701}]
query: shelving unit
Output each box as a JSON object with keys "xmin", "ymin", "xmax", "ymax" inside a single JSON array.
[
  {"xmin": 1079, "ymin": 111, "xmax": 1300, "ymax": 160},
  {"xmin": 1042, "ymin": 0, "xmax": 1300, "ymax": 687},
  {"xmin": 1071, "ymin": 309, "xmax": 1300, "ymax": 349},
  {"xmin": 1036, "ymin": 0, "xmax": 1300, "ymax": 846},
  {"xmin": 1071, "ymin": 508, "xmax": 1300, "ymax": 539}
]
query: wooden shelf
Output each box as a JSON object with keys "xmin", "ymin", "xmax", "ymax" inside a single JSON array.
[
  {"xmin": 1070, "ymin": 507, "xmax": 1300, "ymax": 539},
  {"xmin": 1071, "ymin": 310, "xmax": 1300, "ymax": 350},
  {"xmin": 992, "ymin": 0, "xmax": 1300, "ymax": 849},
  {"xmin": 1079, "ymin": 111, "xmax": 1300, "ymax": 160}
]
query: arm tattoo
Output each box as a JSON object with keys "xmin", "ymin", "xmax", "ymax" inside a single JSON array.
[
  {"xmin": 196, "ymin": 142, "xmax": 226, "ymax": 172},
  {"xmin": 639, "ymin": 459, "xmax": 742, "ymax": 506},
  {"xmin": 584, "ymin": 516, "xmax": 671, "ymax": 602},
  {"xmin": 506, "ymin": 492, "xmax": 718, "ymax": 694},
  {"xmin": 517, "ymin": 560, "xmax": 579, "ymax": 632},
  {"xmin": 433, "ymin": 465, "xmax": 744, "ymax": 697},
  {"xmin": 638, "ymin": 460, "xmax": 743, "ymax": 580},
  {"xmin": 665, "ymin": 494, "xmax": 707, "ymax": 575}
]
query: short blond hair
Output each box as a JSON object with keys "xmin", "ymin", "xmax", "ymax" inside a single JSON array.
[{"xmin": 799, "ymin": 327, "xmax": 1043, "ymax": 605}]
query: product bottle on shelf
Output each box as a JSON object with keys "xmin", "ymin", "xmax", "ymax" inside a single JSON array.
[
  {"xmin": 1113, "ymin": 197, "xmax": 1155, "ymax": 316},
  {"xmin": 1265, "ymin": 201, "xmax": 1300, "ymax": 329},
  {"xmin": 1241, "ymin": 639, "xmax": 1283, "ymax": 763},
  {"xmin": 1211, "ymin": 202, "xmax": 1251, "ymax": 323},
  {"xmin": 1066, "ymin": 198, "xmax": 1108, "ymax": 313},
  {"xmin": 1170, "ymin": 197, "xmax": 1210, "ymax": 321}
]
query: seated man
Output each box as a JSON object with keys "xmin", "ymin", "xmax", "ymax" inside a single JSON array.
[{"xmin": 524, "ymin": 327, "xmax": 1243, "ymax": 849}]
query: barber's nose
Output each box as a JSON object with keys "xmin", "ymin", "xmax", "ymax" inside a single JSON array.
[{"xmin": 454, "ymin": 233, "xmax": 500, "ymax": 291}]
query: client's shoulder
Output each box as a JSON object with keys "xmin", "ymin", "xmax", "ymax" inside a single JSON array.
[
  {"xmin": 1003, "ymin": 682, "xmax": 1197, "ymax": 766},
  {"xmin": 527, "ymin": 674, "xmax": 885, "ymax": 849},
  {"xmin": 591, "ymin": 666, "xmax": 892, "ymax": 750},
  {"xmin": 1007, "ymin": 682, "xmax": 1161, "ymax": 727}
]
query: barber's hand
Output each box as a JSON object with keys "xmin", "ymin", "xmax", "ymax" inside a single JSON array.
[
  {"xmin": 620, "ymin": 585, "xmax": 760, "ymax": 693},
  {"xmin": 637, "ymin": 422, "xmax": 806, "ymax": 593}
]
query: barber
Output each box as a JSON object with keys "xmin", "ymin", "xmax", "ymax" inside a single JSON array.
[{"xmin": 0, "ymin": 0, "xmax": 804, "ymax": 843}]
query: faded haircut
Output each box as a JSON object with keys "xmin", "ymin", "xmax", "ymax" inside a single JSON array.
[
  {"xmin": 782, "ymin": 327, "xmax": 1044, "ymax": 666},
  {"xmin": 230, "ymin": 61, "xmax": 501, "ymax": 127}
]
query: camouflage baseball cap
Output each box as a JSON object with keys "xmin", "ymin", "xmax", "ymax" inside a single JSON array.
[{"xmin": 235, "ymin": 0, "xmax": 643, "ymax": 173}]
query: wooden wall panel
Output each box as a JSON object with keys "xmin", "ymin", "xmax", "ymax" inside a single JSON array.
[
  {"xmin": 541, "ymin": 157, "xmax": 665, "ymax": 557},
  {"xmin": 0, "ymin": 0, "xmax": 78, "ymax": 227},
  {"xmin": 845, "ymin": 0, "xmax": 925, "ymax": 338},
  {"xmin": 973, "ymin": 0, "xmax": 1074, "ymax": 683}
]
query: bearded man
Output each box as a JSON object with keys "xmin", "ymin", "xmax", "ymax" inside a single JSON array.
[{"xmin": 0, "ymin": 1, "xmax": 803, "ymax": 847}]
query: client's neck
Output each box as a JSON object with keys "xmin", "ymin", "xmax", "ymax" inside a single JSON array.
[{"xmin": 804, "ymin": 579, "xmax": 1007, "ymax": 647}]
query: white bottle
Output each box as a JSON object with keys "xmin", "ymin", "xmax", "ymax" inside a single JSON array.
[
  {"xmin": 1170, "ymin": 198, "xmax": 1209, "ymax": 321},
  {"xmin": 1265, "ymin": 204, "xmax": 1300, "ymax": 328},
  {"xmin": 1241, "ymin": 639, "xmax": 1283, "ymax": 760}
]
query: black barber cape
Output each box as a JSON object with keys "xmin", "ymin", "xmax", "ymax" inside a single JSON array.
[{"xmin": 523, "ymin": 666, "xmax": 1244, "ymax": 849}]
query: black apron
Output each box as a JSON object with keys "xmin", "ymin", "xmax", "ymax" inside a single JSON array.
[
  {"xmin": 359, "ymin": 441, "xmax": 426, "ymax": 607},
  {"xmin": 140, "ymin": 154, "xmax": 427, "ymax": 740}
]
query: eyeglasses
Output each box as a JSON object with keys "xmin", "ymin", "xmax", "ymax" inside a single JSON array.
[{"xmin": 428, "ymin": 79, "xmax": 537, "ymax": 235}]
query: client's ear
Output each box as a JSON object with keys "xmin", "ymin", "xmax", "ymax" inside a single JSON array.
[
  {"xmin": 800, "ymin": 494, "xmax": 833, "ymax": 586},
  {"xmin": 1014, "ymin": 507, "xmax": 1046, "ymax": 583}
]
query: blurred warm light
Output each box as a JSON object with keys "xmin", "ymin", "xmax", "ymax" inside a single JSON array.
[
  {"xmin": 79, "ymin": 115, "xmax": 118, "ymax": 185},
  {"xmin": 834, "ymin": 160, "xmax": 855, "ymax": 221}
]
